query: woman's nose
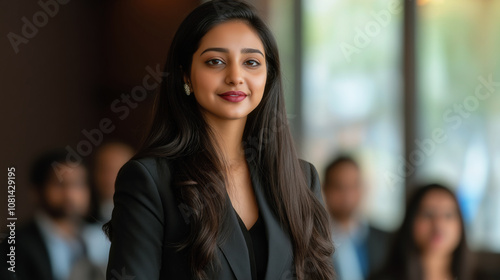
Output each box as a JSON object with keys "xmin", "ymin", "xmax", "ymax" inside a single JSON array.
[{"xmin": 225, "ymin": 62, "xmax": 244, "ymax": 86}]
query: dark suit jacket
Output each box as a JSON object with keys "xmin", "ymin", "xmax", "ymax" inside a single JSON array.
[
  {"xmin": 366, "ymin": 226, "xmax": 391, "ymax": 276},
  {"xmin": 332, "ymin": 224, "xmax": 391, "ymax": 279},
  {"xmin": 106, "ymin": 156, "xmax": 325, "ymax": 280},
  {"xmin": 0, "ymin": 218, "xmax": 104, "ymax": 280},
  {"xmin": 0, "ymin": 220, "xmax": 53, "ymax": 280}
]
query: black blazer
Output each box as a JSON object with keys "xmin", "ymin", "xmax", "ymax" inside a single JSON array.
[
  {"xmin": 106, "ymin": 156, "xmax": 325, "ymax": 280},
  {"xmin": 0, "ymin": 220, "xmax": 53, "ymax": 280}
]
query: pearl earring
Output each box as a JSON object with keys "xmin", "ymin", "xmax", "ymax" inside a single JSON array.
[{"xmin": 184, "ymin": 83, "xmax": 191, "ymax": 96}]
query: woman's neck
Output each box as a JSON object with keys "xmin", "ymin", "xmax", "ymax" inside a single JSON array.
[
  {"xmin": 205, "ymin": 114, "xmax": 247, "ymax": 165},
  {"xmin": 421, "ymin": 252, "xmax": 453, "ymax": 280}
]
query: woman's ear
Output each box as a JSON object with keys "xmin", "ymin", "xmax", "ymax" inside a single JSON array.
[{"xmin": 180, "ymin": 65, "xmax": 190, "ymax": 85}]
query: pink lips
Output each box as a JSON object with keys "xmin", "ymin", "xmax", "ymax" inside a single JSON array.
[{"xmin": 218, "ymin": 91, "xmax": 247, "ymax": 102}]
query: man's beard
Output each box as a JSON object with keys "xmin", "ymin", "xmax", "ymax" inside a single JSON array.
[{"xmin": 42, "ymin": 202, "xmax": 81, "ymax": 221}]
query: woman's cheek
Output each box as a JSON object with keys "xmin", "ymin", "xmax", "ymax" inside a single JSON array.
[
  {"xmin": 448, "ymin": 221, "xmax": 462, "ymax": 249},
  {"xmin": 413, "ymin": 220, "xmax": 430, "ymax": 248},
  {"xmin": 249, "ymin": 72, "xmax": 267, "ymax": 97},
  {"xmin": 193, "ymin": 69, "xmax": 218, "ymax": 93}
]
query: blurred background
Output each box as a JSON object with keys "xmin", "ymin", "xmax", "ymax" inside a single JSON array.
[{"xmin": 1, "ymin": 0, "xmax": 499, "ymax": 279}]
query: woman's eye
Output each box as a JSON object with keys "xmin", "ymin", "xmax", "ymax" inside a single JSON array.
[
  {"xmin": 419, "ymin": 210, "xmax": 434, "ymax": 219},
  {"xmin": 206, "ymin": 59, "xmax": 224, "ymax": 66},
  {"xmin": 244, "ymin": 60, "xmax": 260, "ymax": 67}
]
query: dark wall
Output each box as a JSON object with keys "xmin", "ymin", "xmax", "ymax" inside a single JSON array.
[{"xmin": 0, "ymin": 0, "xmax": 199, "ymax": 232}]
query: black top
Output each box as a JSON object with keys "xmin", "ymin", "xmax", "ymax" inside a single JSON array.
[{"xmin": 234, "ymin": 209, "xmax": 268, "ymax": 280}]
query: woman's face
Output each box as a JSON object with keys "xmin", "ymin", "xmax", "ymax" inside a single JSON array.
[
  {"xmin": 188, "ymin": 20, "xmax": 267, "ymax": 121},
  {"xmin": 413, "ymin": 190, "xmax": 462, "ymax": 256}
]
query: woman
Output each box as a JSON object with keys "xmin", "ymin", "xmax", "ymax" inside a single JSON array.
[
  {"xmin": 104, "ymin": 1, "xmax": 335, "ymax": 279},
  {"xmin": 370, "ymin": 184, "xmax": 472, "ymax": 280}
]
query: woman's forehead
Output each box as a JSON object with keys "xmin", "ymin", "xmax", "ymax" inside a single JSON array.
[{"xmin": 196, "ymin": 21, "xmax": 265, "ymax": 56}]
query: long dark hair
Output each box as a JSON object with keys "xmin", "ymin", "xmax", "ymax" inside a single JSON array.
[
  {"xmin": 371, "ymin": 184, "xmax": 471, "ymax": 280},
  {"xmin": 105, "ymin": 1, "xmax": 334, "ymax": 279}
]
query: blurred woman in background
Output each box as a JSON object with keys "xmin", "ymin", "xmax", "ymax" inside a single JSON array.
[{"xmin": 370, "ymin": 184, "xmax": 472, "ymax": 280}]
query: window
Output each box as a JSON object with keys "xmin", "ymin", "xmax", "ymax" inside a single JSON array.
[
  {"xmin": 301, "ymin": 0, "xmax": 404, "ymax": 230},
  {"xmin": 417, "ymin": 0, "xmax": 500, "ymax": 251},
  {"xmin": 268, "ymin": 0, "xmax": 500, "ymax": 249}
]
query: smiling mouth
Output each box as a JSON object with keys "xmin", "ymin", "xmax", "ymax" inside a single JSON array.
[{"xmin": 217, "ymin": 91, "xmax": 248, "ymax": 102}]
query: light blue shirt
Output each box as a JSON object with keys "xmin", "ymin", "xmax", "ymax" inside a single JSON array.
[
  {"xmin": 331, "ymin": 219, "xmax": 369, "ymax": 280},
  {"xmin": 35, "ymin": 212, "xmax": 86, "ymax": 280}
]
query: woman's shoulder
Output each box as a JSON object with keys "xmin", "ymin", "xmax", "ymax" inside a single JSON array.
[
  {"xmin": 298, "ymin": 158, "xmax": 318, "ymax": 171},
  {"xmin": 125, "ymin": 156, "xmax": 172, "ymax": 170},
  {"xmin": 120, "ymin": 156, "xmax": 173, "ymax": 177},
  {"xmin": 116, "ymin": 156, "xmax": 174, "ymax": 195},
  {"xmin": 297, "ymin": 159, "xmax": 320, "ymax": 184},
  {"xmin": 297, "ymin": 159, "xmax": 323, "ymax": 203}
]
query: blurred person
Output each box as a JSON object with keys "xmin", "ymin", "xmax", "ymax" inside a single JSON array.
[
  {"xmin": 103, "ymin": 1, "xmax": 335, "ymax": 279},
  {"xmin": 78, "ymin": 141, "xmax": 134, "ymax": 274},
  {"xmin": 323, "ymin": 155, "xmax": 391, "ymax": 280},
  {"xmin": 0, "ymin": 150, "xmax": 103, "ymax": 280},
  {"xmin": 92, "ymin": 141, "xmax": 134, "ymax": 222},
  {"xmin": 370, "ymin": 184, "xmax": 472, "ymax": 280}
]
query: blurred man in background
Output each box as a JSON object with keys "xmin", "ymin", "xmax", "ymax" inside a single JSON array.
[
  {"xmin": 0, "ymin": 150, "xmax": 103, "ymax": 280},
  {"xmin": 80, "ymin": 140, "xmax": 134, "ymax": 273},
  {"xmin": 92, "ymin": 141, "xmax": 134, "ymax": 222},
  {"xmin": 323, "ymin": 155, "xmax": 391, "ymax": 280}
]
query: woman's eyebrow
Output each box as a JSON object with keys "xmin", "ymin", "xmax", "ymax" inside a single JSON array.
[
  {"xmin": 200, "ymin": 47, "xmax": 264, "ymax": 56},
  {"xmin": 241, "ymin": 48, "xmax": 264, "ymax": 56}
]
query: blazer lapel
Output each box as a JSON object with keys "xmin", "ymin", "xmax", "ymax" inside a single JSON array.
[
  {"xmin": 246, "ymin": 158, "xmax": 294, "ymax": 280},
  {"xmin": 216, "ymin": 157, "xmax": 294, "ymax": 280},
  {"xmin": 217, "ymin": 194, "xmax": 253, "ymax": 280}
]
